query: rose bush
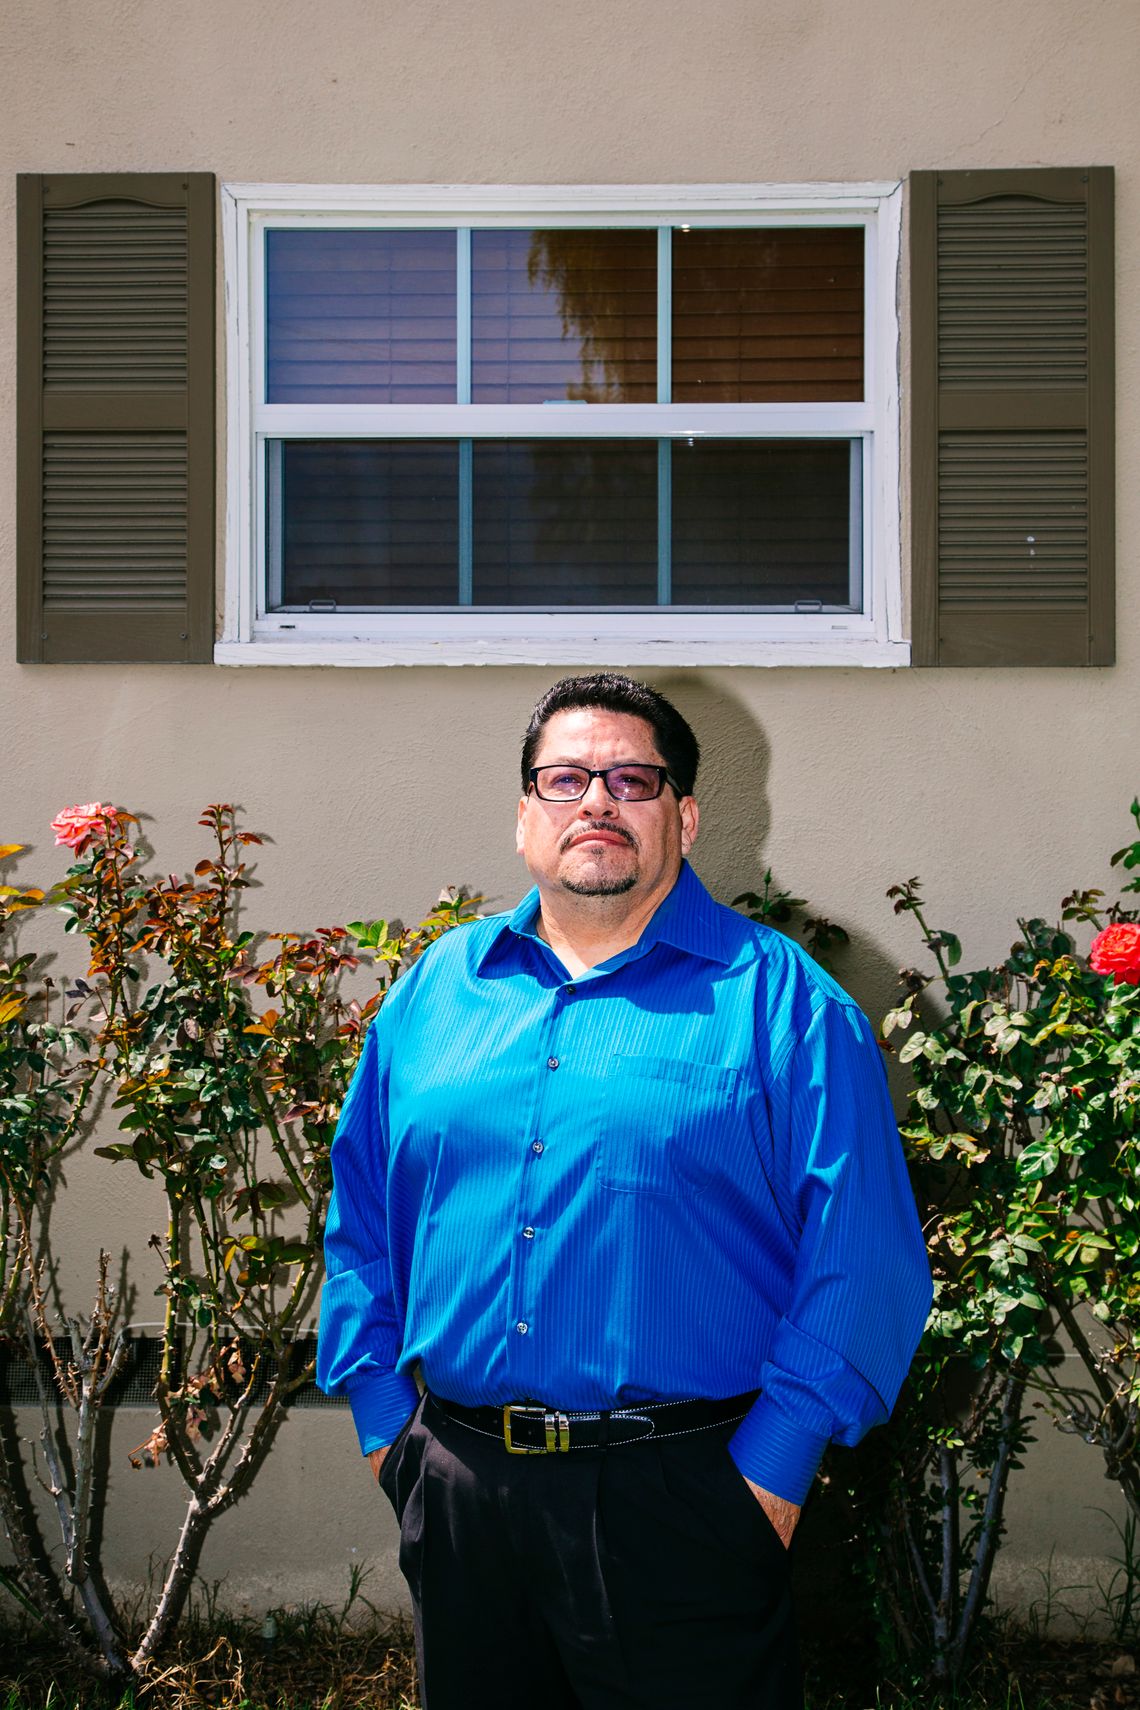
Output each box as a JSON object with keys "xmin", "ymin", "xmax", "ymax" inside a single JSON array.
[
  {"xmin": 0, "ymin": 805, "xmax": 479, "ymax": 1684},
  {"xmin": 841, "ymin": 798, "xmax": 1140, "ymax": 1684}
]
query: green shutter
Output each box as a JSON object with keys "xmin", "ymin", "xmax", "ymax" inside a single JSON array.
[
  {"xmin": 17, "ymin": 173, "xmax": 215, "ymax": 663},
  {"xmin": 910, "ymin": 167, "xmax": 1114, "ymax": 666}
]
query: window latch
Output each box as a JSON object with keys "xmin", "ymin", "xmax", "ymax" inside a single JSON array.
[
  {"xmin": 307, "ymin": 598, "xmax": 338, "ymax": 613},
  {"xmin": 794, "ymin": 600, "xmax": 824, "ymax": 613}
]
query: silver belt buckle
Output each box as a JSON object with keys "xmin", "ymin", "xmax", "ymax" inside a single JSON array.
[{"xmin": 502, "ymin": 1403, "xmax": 570, "ymax": 1453}]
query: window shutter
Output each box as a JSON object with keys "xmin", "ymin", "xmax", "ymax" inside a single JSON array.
[
  {"xmin": 17, "ymin": 173, "xmax": 215, "ymax": 663},
  {"xmin": 909, "ymin": 167, "xmax": 1113, "ymax": 666}
]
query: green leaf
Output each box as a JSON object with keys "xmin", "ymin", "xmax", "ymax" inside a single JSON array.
[
  {"xmin": 257, "ymin": 1179, "xmax": 295, "ymax": 1210},
  {"xmin": 275, "ymin": 1240, "xmax": 312, "ymax": 1264},
  {"xmin": 347, "ymin": 919, "xmax": 388, "ymax": 949},
  {"xmin": 1018, "ymin": 1136, "xmax": 1061, "ymax": 1181}
]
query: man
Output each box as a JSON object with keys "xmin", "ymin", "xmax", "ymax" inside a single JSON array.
[{"xmin": 317, "ymin": 672, "xmax": 932, "ymax": 1710}]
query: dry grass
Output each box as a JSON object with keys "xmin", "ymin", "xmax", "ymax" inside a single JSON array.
[
  {"xmin": 0, "ymin": 1605, "xmax": 420, "ymax": 1710},
  {"xmin": 0, "ymin": 1612, "xmax": 1135, "ymax": 1709}
]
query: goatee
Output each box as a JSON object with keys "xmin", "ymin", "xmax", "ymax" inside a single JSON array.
[{"xmin": 560, "ymin": 872, "xmax": 638, "ymax": 896}]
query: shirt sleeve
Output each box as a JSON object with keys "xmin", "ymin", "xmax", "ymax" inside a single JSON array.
[
  {"xmin": 316, "ymin": 1012, "xmax": 420, "ymax": 1454},
  {"xmin": 728, "ymin": 994, "xmax": 933, "ymax": 1504}
]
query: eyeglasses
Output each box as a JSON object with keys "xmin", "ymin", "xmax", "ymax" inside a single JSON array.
[{"xmin": 528, "ymin": 764, "xmax": 681, "ymax": 803}]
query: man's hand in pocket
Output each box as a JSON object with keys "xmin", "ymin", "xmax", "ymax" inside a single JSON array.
[{"xmin": 744, "ymin": 1479, "xmax": 800, "ymax": 1549}]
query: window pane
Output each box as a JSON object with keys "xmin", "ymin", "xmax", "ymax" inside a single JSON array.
[
  {"xmin": 671, "ymin": 439, "xmax": 857, "ymax": 606},
  {"xmin": 266, "ymin": 230, "xmax": 457, "ymax": 403},
  {"xmin": 269, "ymin": 437, "xmax": 859, "ymax": 611},
  {"xmin": 473, "ymin": 440, "xmax": 657, "ymax": 603},
  {"xmin": 471, "ymin": 231, "xmax": 657, "ymax": 403},
  {"xmin": 271, "ymin": 441, "xmax": 458, "ymax": 606},
  {"xmin": 672, "ymin": 228, "xmax": 864, "ymax": 402}
]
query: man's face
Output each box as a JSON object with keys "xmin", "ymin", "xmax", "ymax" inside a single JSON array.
[{"xmin": 516, "ymin": 707, "xmax": 698, "ymax": 902}]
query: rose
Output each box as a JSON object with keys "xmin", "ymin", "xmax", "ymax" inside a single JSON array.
[
  {"xmin": 1088, "ymin": 921, "xmax": 1140, "ymax": 987},
  {"xmin": 51, "ymin": 802, "xmax": 120, "ymax": 853}
]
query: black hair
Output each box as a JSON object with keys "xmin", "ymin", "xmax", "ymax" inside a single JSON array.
[{"xmin": 520, "ymin": 673, "xmax": 700, "ymax": 797}]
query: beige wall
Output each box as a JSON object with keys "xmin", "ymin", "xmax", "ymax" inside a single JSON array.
[{"xmin": 2, "ymin": 0, "xmax": 1139, "ymax": 1615}]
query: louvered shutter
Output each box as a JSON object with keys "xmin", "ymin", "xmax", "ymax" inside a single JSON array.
[
  {"xmin": 910, "ymin": 168, "xmax": 1113, "ymax": 666},
  {"xmin": 17, "ymin": 173, "xmax": 215, "ymax": 663}
]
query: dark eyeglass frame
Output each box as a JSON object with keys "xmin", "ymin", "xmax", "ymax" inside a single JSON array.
[{"xmin": 528, "ymin": 764, "xmax": 683, "ymax": 803}]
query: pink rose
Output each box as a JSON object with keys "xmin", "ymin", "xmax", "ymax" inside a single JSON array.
[
  {"xmin": 1088, "ymin": 921, "xmax": 1140, "ymax": 987},
  {"xmin": 51, "ymin": 802, "xmax": 120, "ymax": 852}
]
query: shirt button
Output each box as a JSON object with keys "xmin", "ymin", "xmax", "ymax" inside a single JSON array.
[
  {"xmin": 531, "ymin": 1140, "xmax": 544, "ymax": 1154},
  {"xmin": 566, "ymin": 985, "xmax": 576, "ymax": 995},
  {"xmin": 516, "ymin": 1321, "xmax": 529, "ymax": 1335},
  {"xmin": 522, "ymin": 1227, "xmax": 535, "ymax": 1240},
  {"xmin": 547, "ymin": 1056, "xmax": 559, "ymax": 1070}
]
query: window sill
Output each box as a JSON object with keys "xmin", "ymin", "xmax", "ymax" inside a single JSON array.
[{"xmin": 213, "ymin": 633, "xmax": 912, "ymax": 668}]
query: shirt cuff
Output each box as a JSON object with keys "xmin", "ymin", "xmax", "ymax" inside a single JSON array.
[
  {"xmin": 727, "ymin": 1396, "xmax": 831, "ymax": 1505},
  {"xmin": 345, "ymin": 1370, "xmax": 421, "ymax": 1455}
]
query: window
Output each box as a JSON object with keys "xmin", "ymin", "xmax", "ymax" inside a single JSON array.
[{"xmin": 218, "ymin": 184, "xmax": 906, "ymax": 666}]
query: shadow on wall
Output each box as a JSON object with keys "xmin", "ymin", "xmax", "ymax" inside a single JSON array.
[
  {"xmin": 648, "ymin": 671, "xmax": 909, "ymax": 1098},
  {"xmin": 646, "ymin": 672, "xmax": 775, "ymax": 910}
]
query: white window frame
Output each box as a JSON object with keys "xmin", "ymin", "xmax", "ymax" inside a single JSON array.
[{"xmin": 218, "ymin": 182, "xmax": 907, "ymax": 668}]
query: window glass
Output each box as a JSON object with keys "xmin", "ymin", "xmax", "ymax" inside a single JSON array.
[
  {"xmin": 257, "ymin": 217, "xmax": 876, "ymax": 623},
  {"xmin": 266, "ymin": 437, "xmax": 859, "ymax": 611},
  {"xmin": 274, "ymin": 441, "xmax": 458, "ymax": 605},
  {"xmin": 472, "ymin": 440, "xmax": 657, "ymax": 602},
  {"xmin": 471, "ymin": 229, "xmax": 657, "ymax": 402},
  {"xmin": 671, "ymin": 439, "xmax": 857, "ymax": 606},
  {"xmin": 266, "ymin": 230, "xmax": 457, "ymax": 403},
  {"xmin": 671, "ymin": 227, "xmax": 864, "ymax": 402}
]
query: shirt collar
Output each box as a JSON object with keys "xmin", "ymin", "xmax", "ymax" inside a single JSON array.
[{"xmin": 476, "ymin": 859, "xmax": 731, "ymax": 975}]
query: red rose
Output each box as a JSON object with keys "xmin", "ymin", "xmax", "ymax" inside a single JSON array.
[{"xmin": 1088, "ymin": 921, "xmax": 1140, "ymax": 987}]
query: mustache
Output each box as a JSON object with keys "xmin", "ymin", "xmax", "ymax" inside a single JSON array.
[{"xmin": 560, "ymin": 822, "xmax": 638, "ymax": 853}]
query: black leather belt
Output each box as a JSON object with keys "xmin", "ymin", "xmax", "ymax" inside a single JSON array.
[{"xmin": 431, "ymin": 1391, "xmax": 758, "ymax": 1454}]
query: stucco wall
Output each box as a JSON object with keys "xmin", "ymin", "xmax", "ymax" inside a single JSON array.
[{"xmin": 2, "ymin": 0, "xmax": 1138, "ymax": 1617}]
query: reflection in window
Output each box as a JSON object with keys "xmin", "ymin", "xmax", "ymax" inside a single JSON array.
[
  {"xmin": 472, "ymin": 230, "xmax": 657, "ymax": 403},
  {"xmin": 672, "ymin": 227, "xmax": 864, "ymax": 402}
]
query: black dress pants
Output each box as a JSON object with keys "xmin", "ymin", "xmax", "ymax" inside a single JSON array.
[{"xmin": 378, "ymin": 1393, "xmax": 803, "ymax": 1710}]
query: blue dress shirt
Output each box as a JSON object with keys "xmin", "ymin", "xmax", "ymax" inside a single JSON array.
[{"xmin": 317, "ymin": 860, "xmax": 932, "ymax": 1504}]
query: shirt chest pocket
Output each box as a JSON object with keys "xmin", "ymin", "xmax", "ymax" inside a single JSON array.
[{"xmin": 596, "ymin": 1053, "xmax": 740, "ymax": 1196}]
